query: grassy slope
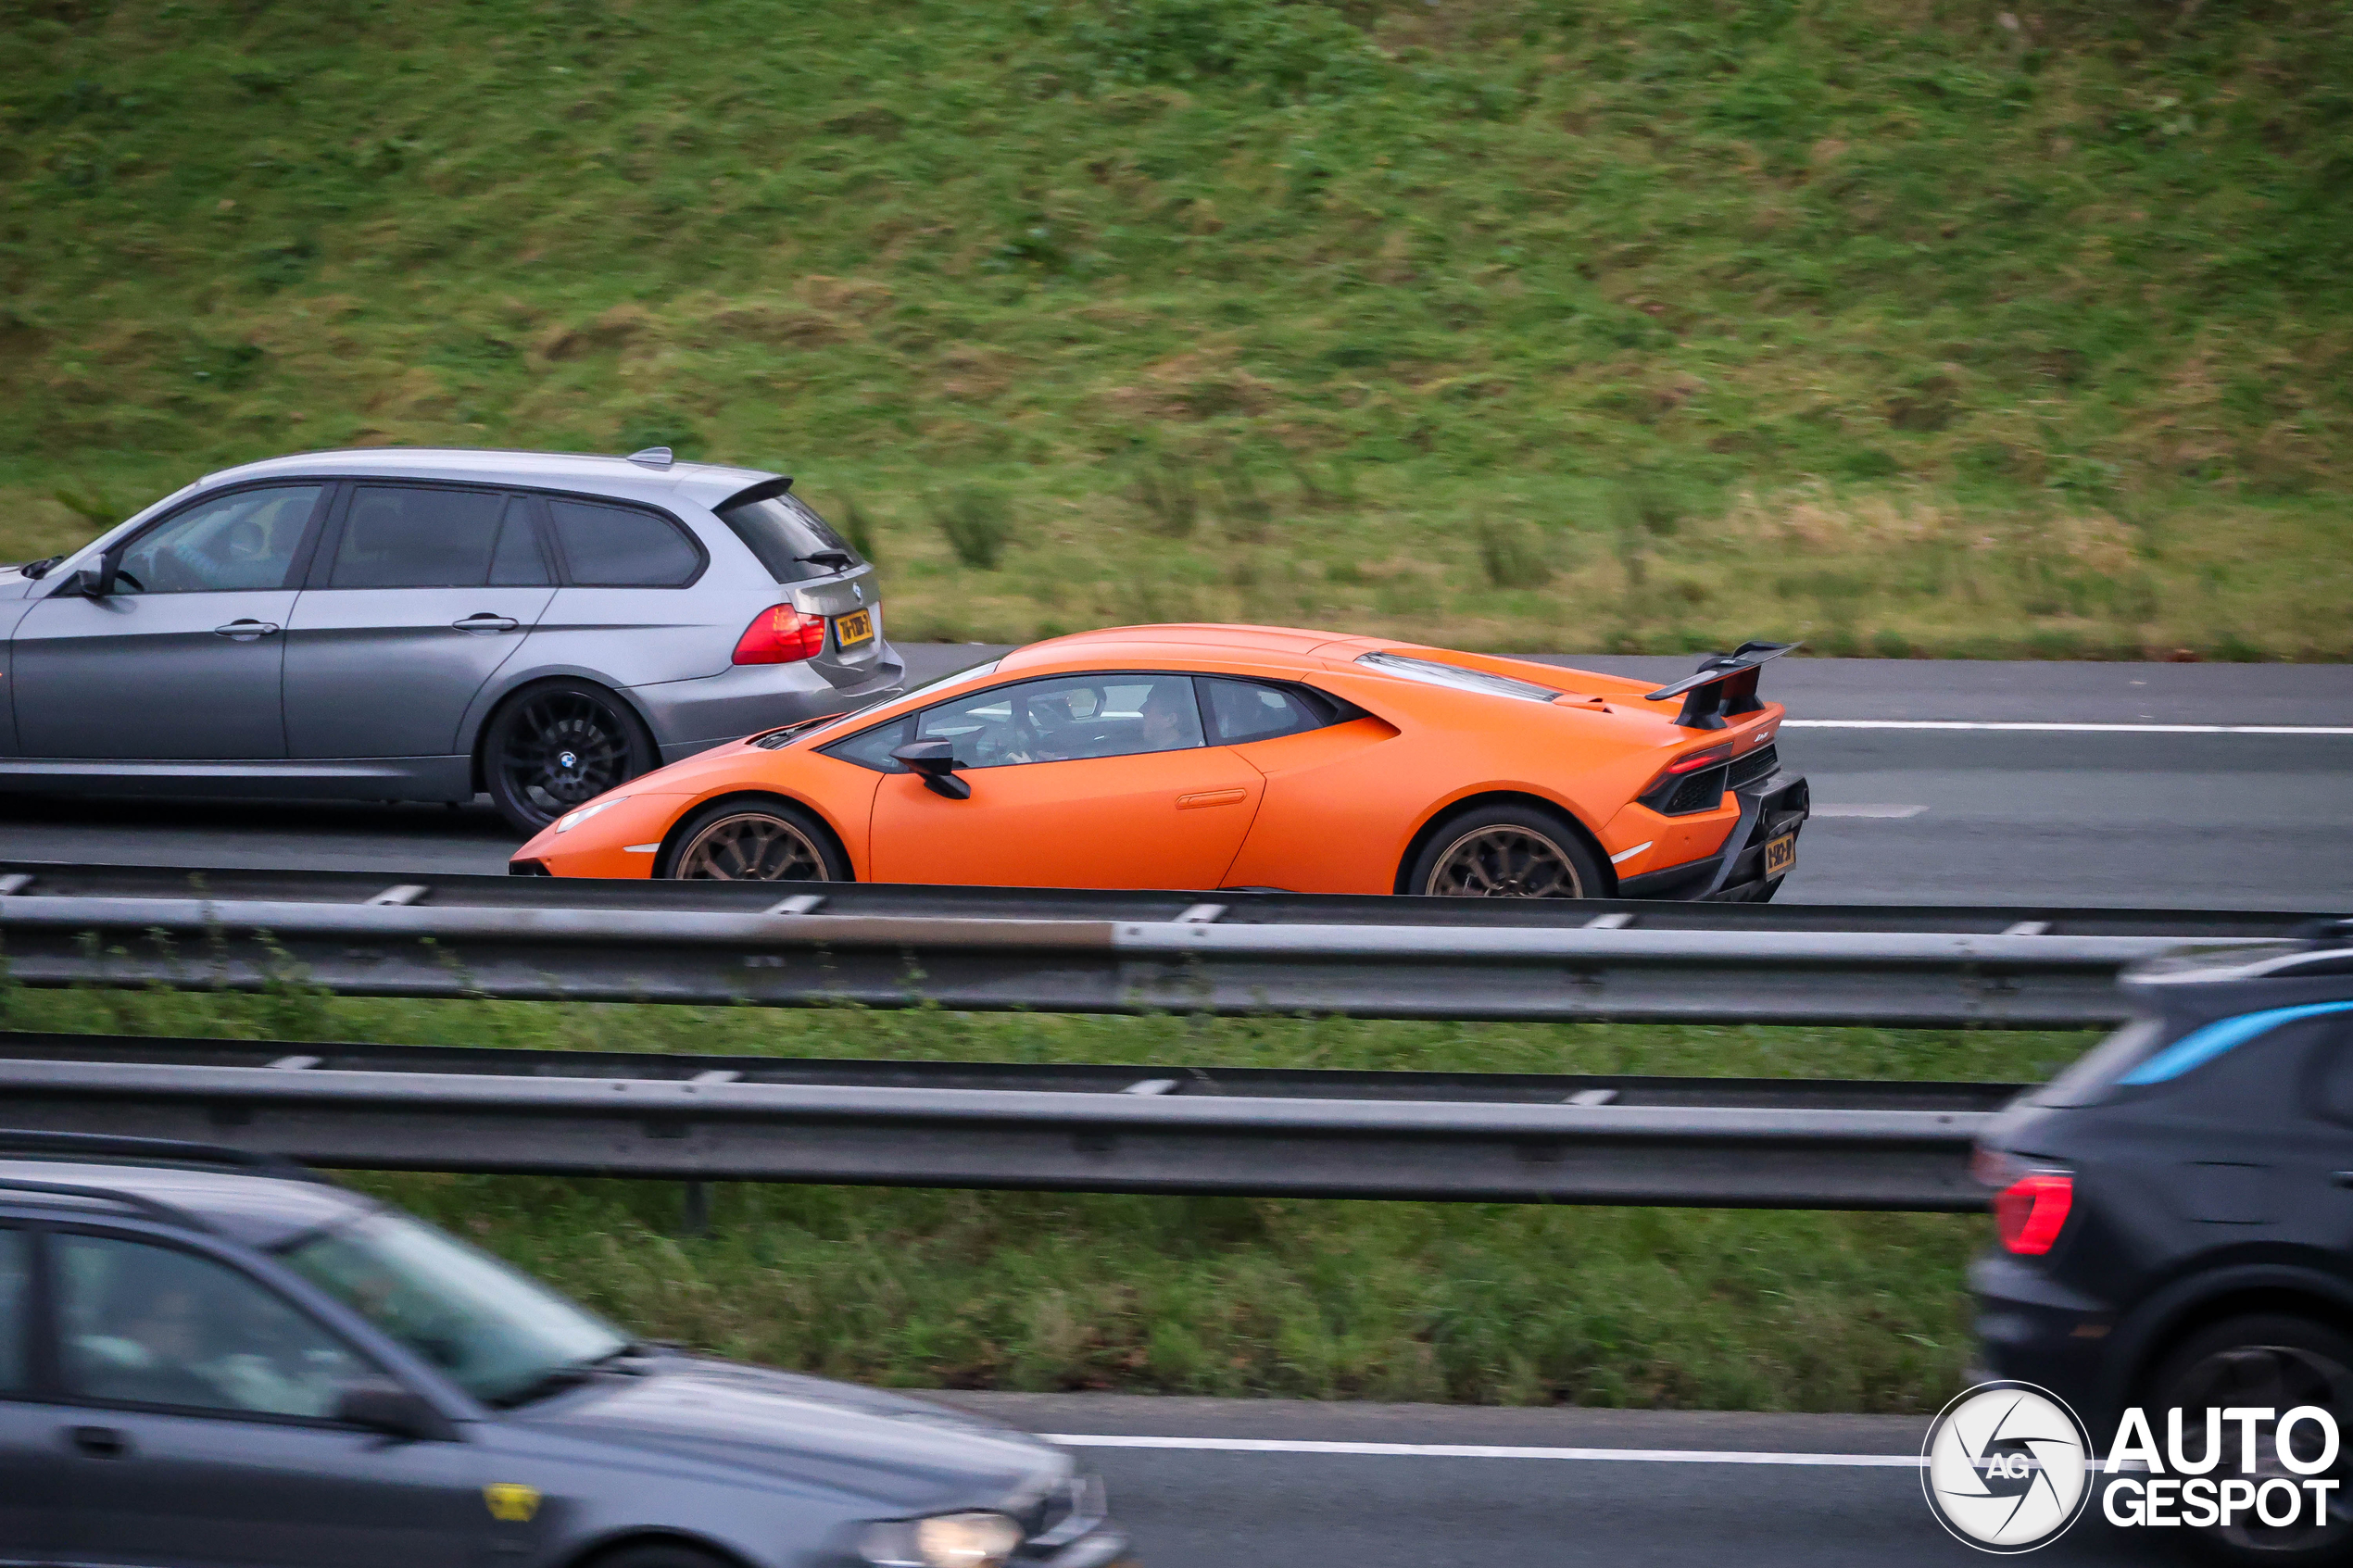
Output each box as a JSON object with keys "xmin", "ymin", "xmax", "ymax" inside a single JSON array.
[
  {"xmin": 5, "ymin": 0, "xmax": 2352, "ymax": 657},
  {"xmin": 1, "ymin": 982, "xmax": 2098, "ymax": 1411}
]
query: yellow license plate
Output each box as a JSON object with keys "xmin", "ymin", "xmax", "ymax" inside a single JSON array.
[
  {"xmin": 834, "ymin": 608, "xmax": 875, "ymax": 647},
  {"xmin": 1765, "ymin": 832, "xmax": 1796, "ymax": 878}
]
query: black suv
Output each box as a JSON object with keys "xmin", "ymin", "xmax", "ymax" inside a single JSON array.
[
  {"xmin": 0, "ymin": 1133, "xmax": 1129, "ymax": 1568},
  {"xmin": 1973, "ymin": 923, "xmax": 2353, "ymax": 1563}
]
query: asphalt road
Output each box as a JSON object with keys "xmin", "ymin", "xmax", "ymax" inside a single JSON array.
[
  {"xmin": 0, "ymin": 646, "xmax": 2341, "ymax": 909},
  {"xmin": 931, "ymin": 1394, "xmax": 2155, "ymax": 1567}
]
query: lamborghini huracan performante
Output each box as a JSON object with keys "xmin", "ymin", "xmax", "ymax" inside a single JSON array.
[{"xmin": 510, "ymin": 624, "xmax": 1810, "ymax": 900}]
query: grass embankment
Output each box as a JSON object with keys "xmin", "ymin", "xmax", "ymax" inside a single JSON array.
[
  {"xmin": 6, "ymin": 0, "xmax": 2352, "ymax": 658},
  {"xmin": 4, "ymin": 982, "xmax": 2098, "ymax": 1411}
]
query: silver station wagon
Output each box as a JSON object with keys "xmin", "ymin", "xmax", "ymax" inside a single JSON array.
[{"xmin": 0, "ymin": 448, "xmax": 904, "ymax": 834}]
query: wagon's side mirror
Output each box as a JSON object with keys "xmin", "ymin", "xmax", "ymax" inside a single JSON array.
[
  {"xmin": 59, "ymin": 563, "xmax": 113, "ymax": 598},
  {"xmin": 333, "ymin": 1378, "xmax": 457, "ymax": 1443},
  {"xmin": 892, "ymin": 738, "xmax": 971, "ymax": 800}
]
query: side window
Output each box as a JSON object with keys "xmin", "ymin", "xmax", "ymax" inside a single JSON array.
[
  {"xmin": 1201, "ymin": 678, "xmax": 1334, "ymax": 745},
  {"xmin": 57, "ymin": 1234, "xmax": 374, "ymax": 1420},
  {"xmin": 822, "ymin": 714, "xmax": 912, "ymax": 773},
  {"xmin": 911, "ymin": 674, "xmax": 1204, "ymax": 769},
  {"xmin": 0, "ymin": 1229, "xmax": 26, "ymax": 1395},
  {"xmin": 115, "ymin": 485, "xmax": 321, "ymax": 595},
  {"xmin": 330, "ymin": 486, "xmax": 505, "ymax": 589},
  {"xmin": 487, "ymin": 498, "xmax": 552, "ymax": 586},
  {"xmin": 546, "ymin": 498, "xmax": 701, "ymax": 587}
]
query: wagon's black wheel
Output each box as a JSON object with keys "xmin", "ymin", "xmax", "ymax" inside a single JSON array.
[
  {"xmin": 482, "ymin": 681, "xmax": 657, "ymax": 836},
  {"xmin": 1406, "ymin": 803, "xmax": 1605, "ymax": 898},
  {"xmin": 659, "ymin": 797, "xmax": 849, "ymax": 882}
]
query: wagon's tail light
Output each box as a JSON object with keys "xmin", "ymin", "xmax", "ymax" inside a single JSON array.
[
  {"xmin": 735, "ymin": 604, "xmax": 826, "ymax": 664},
  {"xmin": 1990, "ymin": 1162, "xmax": 2075, "ymax": 1256}
]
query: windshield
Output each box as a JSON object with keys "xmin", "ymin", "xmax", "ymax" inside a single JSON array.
[
  {"xmin": 1354, "ymin": 651, "xmax": 1564, "ymax": 704},
  {"xmin": 716, "ymin": 491, "xmax": 862, "ymax": 584},
  {"xmin": 279, "ymin": 1210, "xmax": 626, "ymax": 1405},
  {"xmin": 786, "ymin": 659, "xmax": 1003, "ymax": 750}
]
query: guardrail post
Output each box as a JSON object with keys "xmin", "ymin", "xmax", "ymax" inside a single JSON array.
[{"xmin": 680, "ymin": 1180, "xmax": 711, "ymax": 1237}]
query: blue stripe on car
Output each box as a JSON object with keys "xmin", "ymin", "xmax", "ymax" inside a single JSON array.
[{"xmin": 2119, "ymin": 999, "xmax": 2353, "ymax": 1085}]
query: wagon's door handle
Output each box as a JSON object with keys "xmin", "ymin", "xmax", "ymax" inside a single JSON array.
[
  {"xmin": 452, "ymin": 613, "xmax": 520, "ymax": 633},
  {"xmin": 68, "ymin": 1424, "xmax": 129, "ymax": 1459},
  {"xmin": 213, "ymin": 619, "xmax": 280, "ymax": 640},
  {"xmin": 2331, "ymin": 1172, "xmax": 2353, "ymax": 1189}
]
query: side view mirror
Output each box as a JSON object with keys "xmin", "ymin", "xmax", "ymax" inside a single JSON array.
[
  {"xmin": 891, "ymin": 738, "xmax": 971, "ymax": 800},
  {"xmin": 60, "ymin": 564, "xmax": 114, "ymax": 598},
  {"xmin": 334, "ymin": 1378, "xmax": 458, "ymax": 1442}
]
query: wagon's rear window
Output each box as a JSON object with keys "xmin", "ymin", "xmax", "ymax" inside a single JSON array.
[{"xmin": 716, "ymin": 492, "xmax": 863, "ymax": 584}]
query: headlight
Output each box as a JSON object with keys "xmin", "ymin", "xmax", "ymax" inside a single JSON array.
[
  {"xmin": 553, "ymin": 796, "xmax": 630, "ymax": 834},
  {"xmin": 861, "ymin": 1511, "xmax": 1024, "ymax": 1568}
]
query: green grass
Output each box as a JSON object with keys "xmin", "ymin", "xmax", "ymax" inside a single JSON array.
[
  {"xmin": 0, "ymin": 981, "xmax": 2101, "ymax": 1411},
  {"xmin": 6, "ymin": 0, "xmax": 2351, "ymax": 659},
  {"xmin": 3, "ymin": 0, "xmax": 2351, "ymax": 659}
]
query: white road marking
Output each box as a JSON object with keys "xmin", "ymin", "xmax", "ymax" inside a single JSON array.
[
  {"xmin": 1782, "ymin": 720, "xmax": 2353, "ymax": 735},
  {"xmin": 1043, "ymin": 1434, "xmax": 1926, "ymax": 1467},
  {"xmin": 1810, "ymin": 804, "xmax": 1930, "ymax": 819}
]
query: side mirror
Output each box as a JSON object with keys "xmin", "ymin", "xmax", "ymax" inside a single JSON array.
[
  {"xmin": 334, "ymin": 1378, "xmax": 457, "ymax": 1442},
  {"xmin": 60, "ymin": 564, "xmax": 113, "ymax": 598},
  {"xmin": 891, "ymin": 738, "xmax": 971, "ymax": 800}
]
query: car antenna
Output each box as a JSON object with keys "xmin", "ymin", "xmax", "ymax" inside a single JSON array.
[{"xmin": 624, "ymin": 446, "xmax": 674, "ymax": 470}]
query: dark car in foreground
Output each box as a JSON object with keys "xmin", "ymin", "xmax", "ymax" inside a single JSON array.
[
  {"xmin": 0, "ymin": 1133, "xmax": 1129, "ymax": 1568},
  {"xmin": 1972, "ymin": 921, "xmax": 2353, "ymax": 1563},
  {"xmin": 0, "ymin": 446, "xmax": 904, "ymax": 835}
]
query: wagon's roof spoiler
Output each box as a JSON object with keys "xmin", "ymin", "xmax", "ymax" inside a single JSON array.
[
  {"xmin": 713, "ymin": 474, "xmax": 799, "ymax": 511},
  {"xmin": 1644, "ymin": 641, "xmax": 1801, "ymax": 730}
]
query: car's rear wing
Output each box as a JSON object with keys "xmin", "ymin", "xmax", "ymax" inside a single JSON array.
[{"xmin": 1644, "ymin": 641, "xmax": 1801, "ymax": 730}]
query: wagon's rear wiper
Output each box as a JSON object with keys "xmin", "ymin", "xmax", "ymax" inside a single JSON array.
[{"xmin": 795, "ymin": 550, "xmax": 856, "ymax": 571}]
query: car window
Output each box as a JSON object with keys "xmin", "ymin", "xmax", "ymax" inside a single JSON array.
[
  {"xmin": 331, "ymin": 485, "xmax": 505, "ymax": 589},
  {"xmin": 910, "ymin": 673, "xmax": 1205, "ymax": 769},
  {"xmin": 823, "ymin": 714, "xmax": 912, "ymax": 771},
  {"xmin": 0, "ymin": 1229, "xmax": 26, "ymax": 1395},
  {"xmin": 115, "ymin": 485, "xmax": 321, "ymax": 595},
  {"xmin": 1201, "ymin": 678, "xmax": 1337, "ymax": 745},
  {"xmin": 281, "ymin": 1210, "xmax": 624, "ymax": 1407},
  {"xmin": 716, "ymin": 492, "xmax": 862, "ymax": 584},
  {"xmin": 57, "ymin": 1233, "xmax": 375, "ymax": 1419},
  {"xmin": 546, "ymin": 498, "xmax": 701, "ymax": 587},
  {"xmin": 487, "ymin": 498, "xmax": 552, "ymax": 586}
]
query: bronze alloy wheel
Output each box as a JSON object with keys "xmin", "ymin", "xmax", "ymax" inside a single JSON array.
[
  {"xmin": 1422, "ymin": 823, "xmax": 1587, "ymax": 897},
  {"xmin": 673, "ymin": 810, "xmax": 832, "ymax": 881}
]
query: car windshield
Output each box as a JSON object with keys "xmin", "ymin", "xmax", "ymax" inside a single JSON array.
[
  {"xmin": 716, "ymin": 491, "xmax": 863, "ymax": 584},
  {"xmin": 788, "ymin": 659, "xmax": 1003, "ymax": 750},
  {"xmin": 278, "ymin": 1210, "xmax": 627, "ymax": 1406},
  {"xmin": 1354, "ymin": 651, "xmax": 1564, "ymax": 704}
]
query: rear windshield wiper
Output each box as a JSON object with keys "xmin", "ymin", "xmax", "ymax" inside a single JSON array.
[{"xmin": 795, "ymin": 550, "xmax": 856, "ymax": 571}]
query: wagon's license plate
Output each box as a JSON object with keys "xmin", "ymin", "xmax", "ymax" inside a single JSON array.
[
  {"xmin": 834, "ymin": 608, "xmax": 875, "ymax": 647},
  {"xmin": 1764, "ymin": 831, "xmax": 1797, "ymax": 878}
]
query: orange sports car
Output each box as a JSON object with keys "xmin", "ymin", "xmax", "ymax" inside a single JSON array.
[{"xmin": 510, "ymin": 624, "xmax": 1809, "ymax": 900}]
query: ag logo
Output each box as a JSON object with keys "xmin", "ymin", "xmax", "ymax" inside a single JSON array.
[
  {"xmin": 483, "ymin": 1483, "xmax": 541, "ymax": 1523},
  {"xmin": 1922, "ymin": 1382, "xmax": 2094, "ymax": 1552}
]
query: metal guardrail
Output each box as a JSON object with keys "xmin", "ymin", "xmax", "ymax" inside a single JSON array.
[
  {"xmin": 0, "ymin": 1033, "xmax": 2012, "ymax": 1210},
  {"xmin": 0, "ymin": 861, "xmax": 2320, "ymax": 1027}
]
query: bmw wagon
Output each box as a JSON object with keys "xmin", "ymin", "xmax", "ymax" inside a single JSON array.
[{"xmin": 0, "ymin": 447, "xmax": 904, "ymax": 834}]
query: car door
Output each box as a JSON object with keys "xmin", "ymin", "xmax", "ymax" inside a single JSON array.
[
  {"xmin": 0, "ymin": 1225, "xmax": 68, "ymax": 1562},
  {"xmin": 283, "ymin": 483, "xmax": 557, "ymax": 759},
  {"xmin": 862, "ymin": 672, "xmax": 1265, "ymax": 889},
  {"xmin": 10, "ymin": 483, "xmax": 326, "ymax": 759},
  {"xmin": 47, "ymin": 1227, "xmax": 487, "ymax": 1568}
]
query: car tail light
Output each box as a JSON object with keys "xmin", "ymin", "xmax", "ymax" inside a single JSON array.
[
  {"xmin": 1994, "ymin": 1170, "xmax": 2074, "ymax": 1255},
  {"xmin": 734, "ymin": 605, "xmax": 826, "ymax": 664},
  {"xmin": 1663, "ymin": 744, "xmax": 1734, "ymax": 776}
]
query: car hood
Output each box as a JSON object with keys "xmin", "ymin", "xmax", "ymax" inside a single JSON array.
[{"xmin": 509, "ymin": 1356, "xmax": 1063, "ymax": 1509}]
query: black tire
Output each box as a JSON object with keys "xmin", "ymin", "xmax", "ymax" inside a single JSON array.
[
  {"xmin": 2144, "ymin": 1312, "xmax": 2353, "ymax": 1566},
  {"xmin": 658, "ymin": 795, "xmax": 850, "ymax": 883},
  {"xmin": 1404, "ymin": 802, "xmax": 1606, "ymax": 898},
  {"xmin": 583, "ymin": 1542, "xmax": 737, "ymax": 1568},
  {"xmin": 481, "ymin": 680, "xmax": 660, "ymax": 837}
]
